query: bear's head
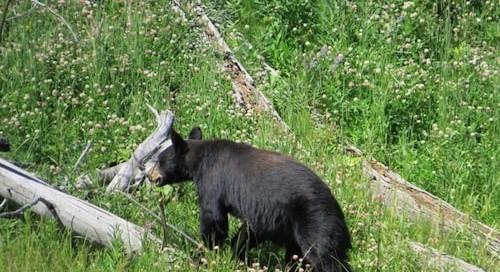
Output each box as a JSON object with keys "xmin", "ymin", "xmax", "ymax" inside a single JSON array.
[{"xmin": 146, "ymin": 126, "xmax": 202, "ymax": 186}]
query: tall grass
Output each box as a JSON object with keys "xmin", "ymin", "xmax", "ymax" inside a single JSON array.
[
  {"xmin": 0, "ymin": 0, "xmax": 497, "ymax": 271},
  {"xmin": 207, "ymin": 0, "xmax": 498, "ymax": 227}
]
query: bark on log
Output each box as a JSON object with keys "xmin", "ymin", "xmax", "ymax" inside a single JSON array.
[
  {"xmin": 345, "ymin": 144, "xmax": 499, "ymax": 259},
  {"xmin": 0, "ymin": 158, "xmax": 160, "ymax": 255},
  {"xmin": 409, "ymin": 241, "xmax": 485, "ymax": 271},
  {"xmin": 105, "ymin": 105, "xmax": 174, "ymax": 193},
  {"xmin": 98, "ymin": 162, "xmax": 125, "ymax": 185},
  {"xmin": 173, "ymin": 0, "xmax": 290, "ymax": 131}
]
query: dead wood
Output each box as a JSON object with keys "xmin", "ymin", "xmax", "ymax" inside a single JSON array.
[
  {"xmin": 0, "ymin": 157, "xmax": 160, "ymax": 255},
  {"xmin": 172, "ymin": 1, "xmax": 290, "ymax": 131},
  {"xmin": 105, "ymin": 105, "xmax": 174, "ymax": 193},
  {"xmin": 0, "ymin": 0, "xmax": 14, "ymax": 44},
  {"xmin": 117, "ymin": 190, "xmax": 200, "ymax": 247},
  {"xmin": 30, "ymin": 0, "xmax": 79, "ymax": 43},
  {"xmin": 0, "ymin": 197, "xmax": 7, "ymax": 209},
  {"xmin": 409, "ymin": 241, "xmax": 485, "ymax": 271},
  {"xmin": 345, "ymin": 144, "xmax": 499, "ymax": 258},
  {"xmin": 98, "ymin": 162, "xmax": 125, "ymax": 185},
  {"xmin": 0, "ymin": 196, "xmax": 40, "ymax": 218}
]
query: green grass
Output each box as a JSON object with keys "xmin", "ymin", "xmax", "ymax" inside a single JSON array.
[
  {"xmin": 206, "ymin": 0, "xmax": 499, "ymax": 226},
  {"xmin": 0, "ymin": 0, "xmax": 498, "ymax": 271}
]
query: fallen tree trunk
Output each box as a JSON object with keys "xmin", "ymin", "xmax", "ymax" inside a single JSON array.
[
  {"xmin": 98, "ymin": 162, "xmax": 125, "ymax": 185},
  {"xmin": 173, "ymin": 0, "xmax": 290, "ymax": 131},
  {"xmin": 0, "ymin": 158, "xmax": 160, "ymax": 255},
  {"xmin": 105, "ymin": 105, "xmax": 174, "ymax": 193},
  {"xmin": 409, "ymin": 241, "xmax": 485, "ymax": 271},
  {"xmin": 345, "ymin": 144, "xmax": 499, "ymax": 258}
]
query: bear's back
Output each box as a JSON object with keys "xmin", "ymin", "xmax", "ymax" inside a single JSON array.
[
  {"xmin": 189, "ymin": 139, "xmax": 342, "ymax": 228},
  {"xmin": 189, "ymin": 139, "xmax": 333, "ymax": 197}
]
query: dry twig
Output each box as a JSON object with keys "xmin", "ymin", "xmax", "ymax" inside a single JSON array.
[
  {"xmin": 0, "ymin": 197, "xmax": 40, "ymax": 218},
  {"xmin": 73, "ymin": 140, "xmax": 92, "ymax": 172},
  {"xmin": 0, "ymin": 198, "xmax": 8, "ymax": 209},
  {"xmin": 31, "ymin": 0, "xmax": 79, "ymax": 43},
  {"xmin": 117, "ymin": 191, "xmax": 200, "ymax": 247}
]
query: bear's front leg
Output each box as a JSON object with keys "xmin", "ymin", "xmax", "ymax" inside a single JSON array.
[
  {"xmin": 199, "ymin": 202, "xmax": 228, "ymax": 250},
  {"xmin": 230, "ymin": 221, "xmax": 258, "ymax": 262}
]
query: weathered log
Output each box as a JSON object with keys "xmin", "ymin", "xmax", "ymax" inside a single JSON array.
[
  {"xmin": 97, "ymin": 162, "xmax": 125, "ymax": 185},
  {"xmin": 0, "ymin": 158, "xmax": 160, "ymax": 255},
  {"xmin": 409, "ymin": 241, "xmax": 485, "ymax": 271},
  {"xmin": 345, "ymin": 144, "xmax": 499, "ymax": 258},
  {"xmin": 106, "ymin": 105, "xmax": 174, "ymax": 193},
  {"xmin": 172, "ymin": 1, "xmax": 290, "ymax": 131}
]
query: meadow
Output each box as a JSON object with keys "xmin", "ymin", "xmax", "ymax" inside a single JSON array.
[{"xmin": 0, "ymin": 0, "xmax": 497, "ymax": 271}]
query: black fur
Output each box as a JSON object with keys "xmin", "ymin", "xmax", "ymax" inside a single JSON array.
[{"xmin": 152, "ymin": 127, "xmax": 352, "ymax": 271}]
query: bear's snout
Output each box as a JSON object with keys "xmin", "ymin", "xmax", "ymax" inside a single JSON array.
[{"xmin": 146, "ymin": 167, "xmax": 164, "ymax": 185}]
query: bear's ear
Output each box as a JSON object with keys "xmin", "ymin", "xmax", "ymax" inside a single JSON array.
[
  {"xmin": 170, "ymin": 129, "xmax": 189, "ymax": 154},
  {"xmin": 188, "ymin": 126, "xmax": 202, "ymax": 140}
]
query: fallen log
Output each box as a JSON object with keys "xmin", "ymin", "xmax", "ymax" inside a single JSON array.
[
  {"xmin": 172, "ymin": 0, "xmax": 290, "ymax": 131},
  {"xmin": 0, "ymin": 158, "xmax": 160, "ymax": 255},
  {"xmin": 345, "ymin": 144, "xmax": 499, "ymax": 259},
  {"xmin": 409, "ymin": 241, "xmax": 485, "ymax": 271},
  {"xmin": 97, "ymin": 162, "xmax": 125, "ymax": 185},
  {"xmin": 105, "ymin": 105, "xmax": 174, "ymax": 193}
]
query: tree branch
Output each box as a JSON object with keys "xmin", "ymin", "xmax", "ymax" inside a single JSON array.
[
  {"xmin": 30, "ymin": 0, "xmax": 79, "ymax": 43},
  {"xmin": 117, "ymin": 191, "xmax": 200, "ymax": 247},
  {"xmin": 106, "ymin": 106, "xmax": 174, "ymax": 193},
  {"xmin": 0, "ymin": 197, "xmax": 40, "ymax": 218},
  {"xmin": 0, "ymin": 0, "xmax": 14, "ymax": 45}
]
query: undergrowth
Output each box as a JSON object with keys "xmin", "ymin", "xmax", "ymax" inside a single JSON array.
[
  {"xmin": 206, "ymin": 0, "xmax": 499, "ymax": 227},
  {"xmin": 0, "ymin": 0, "xmax": 497, "ymax": 271}
]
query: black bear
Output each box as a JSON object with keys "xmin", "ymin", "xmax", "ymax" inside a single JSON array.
[{"xmin": 147, "ymin": 127, "xmax": 352, "ymax": 271}]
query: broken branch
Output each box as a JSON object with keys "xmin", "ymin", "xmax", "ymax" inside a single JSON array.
[{"xmin": 106, "ymin": 106, "xmax": 174, "ymax": 193}]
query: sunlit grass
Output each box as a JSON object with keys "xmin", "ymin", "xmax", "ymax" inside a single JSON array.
[
  {"xmin": 0, "ymin": 0, "xmax": 497, "ymax": 271},
  {"xmin": 206, "ymin": 0, "xmax": 498, "ymax": 226}
]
